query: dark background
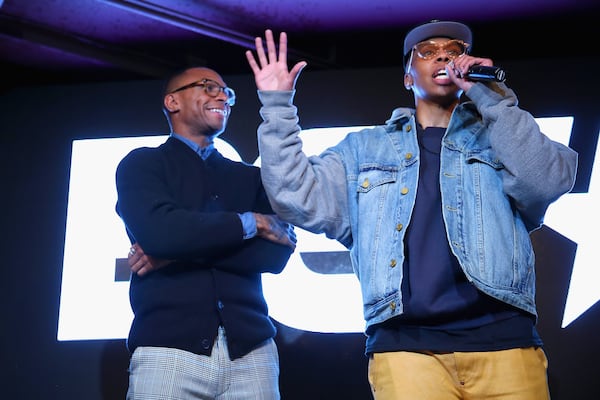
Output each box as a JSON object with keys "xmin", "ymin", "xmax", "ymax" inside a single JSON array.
[{"xmin": 2, "ymin": 54, "xmax": 599, "ymax": 399}]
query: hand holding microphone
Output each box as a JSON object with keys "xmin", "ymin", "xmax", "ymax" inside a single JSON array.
[{"xmin": 448, "ymin": 58, "xmax": 507, "ymax": 83}]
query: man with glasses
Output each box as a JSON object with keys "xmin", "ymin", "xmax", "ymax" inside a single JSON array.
[
  {"xmin": 245, "ymin": 20, "xmax": 577, "ymax": 399},
  {"xmin": 115, "ymin": 66, "xmax": 296, "ymax": 399}
]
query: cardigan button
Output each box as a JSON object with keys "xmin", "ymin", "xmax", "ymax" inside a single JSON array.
[{"xmin": 201, "ymin": 339, "xmax": 210, "ymax": 349}]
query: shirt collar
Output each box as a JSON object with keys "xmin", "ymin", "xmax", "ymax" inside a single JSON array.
[{"xmin": 170, "ymin": 132, "xmax": 215, "ymax": 160}]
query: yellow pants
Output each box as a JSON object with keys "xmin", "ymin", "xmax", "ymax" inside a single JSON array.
[{"xmin": 368, "ymin": 347, "xmax": 550, "ymax": 400}]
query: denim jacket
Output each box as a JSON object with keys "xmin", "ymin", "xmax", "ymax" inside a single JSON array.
[{"xmin": 256, "ymin": 82, "xmax": 578, "ymax": 331}]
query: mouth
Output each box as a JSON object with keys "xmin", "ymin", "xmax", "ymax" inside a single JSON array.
[
  {"xmin": 433, "ymin": 68, "xmax": 448, "ymax": 79},
  {"xmin": 432, "ymin": 67, "xmax": 454, "ymax": 85},
  {"xmin": 208, "ymin": 107, "xmax": 229, "ymax": 117}
]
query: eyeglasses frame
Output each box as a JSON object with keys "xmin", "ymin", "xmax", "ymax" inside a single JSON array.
[
  {"xmin": 169, "ymin": 78, "xmax": 236, "ymax": 106},
  {"xmin": 405, "ymin": 39, "xmax": 470, "ymax": 74}
]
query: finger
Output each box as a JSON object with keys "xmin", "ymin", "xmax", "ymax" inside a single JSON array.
[
  {"xmin": 265, "ymin": 29, "xmax": 277, "ymax": 63},
  {"xmin": 445, "ymin": 63, "xmax": 459, "ymax": 79},
  {"xmin": 255, "ymin": 35, "xmax": 267, "ymax": 68},
  {"xmin": 278, "ymin": 31, "xmax": 288, "ymax": 65},
  {"xmin": 128, "ymin": 253, "xmax": 140, "ymax": 267},
  {"xmin": 130, "ymin": 259, "xmax": 142, "ymax": 274},
  {"xmin": 133, "ymin": 256, "xmax": 153, "ymax": 276},
  {"xmin": 290, "ymin": 61, "xmax": 307, "ymax": 82},
  {"xmin": 245, "ymin": 50, "xmax": 259, "ymax": 73},
  {"xmin": 288, "ymin": 236, "xmax": 297, "ymax": 249},
  {"xmin": 283, "ymin": 224, "xmax": 297, "ymax": 244}
]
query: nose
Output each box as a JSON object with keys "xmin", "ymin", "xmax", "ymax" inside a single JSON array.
[
  {"xmin": 437, "ymin": 49, "xmax": 452, "ymax": 61},
  {"xmin": 215, "ymin": 88, "xmax": 228, "ymax": 102}
]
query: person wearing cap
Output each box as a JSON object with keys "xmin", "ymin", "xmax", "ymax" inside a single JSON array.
[{"xmin": 246, "ymin": 20, "xmax": 577, "ymax": 399}]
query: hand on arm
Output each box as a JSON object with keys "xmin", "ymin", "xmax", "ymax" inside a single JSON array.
[
  {"xmin": 245, "ymin": 29, "xmax": 307, "ymax": 91},
  {"xmin": 254, "ymin": 213, "xmax": 297, "ymax": 250},
  {"xmin": 127, "ymin": 213, "xmax": 296, "ymax": 277},
  {"xmin": 128, "ymin": 243, "xmax": 173, "ymax": 277}
]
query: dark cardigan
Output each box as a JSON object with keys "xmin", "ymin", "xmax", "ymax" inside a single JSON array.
[{"xmin": 115, "ymin": 137, "xmax": 293, "ymax": 360}]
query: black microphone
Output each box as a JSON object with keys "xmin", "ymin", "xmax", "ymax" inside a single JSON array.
[{"xmin": 465, "ymin": 65, "xmax": 506, "ymax": 82}]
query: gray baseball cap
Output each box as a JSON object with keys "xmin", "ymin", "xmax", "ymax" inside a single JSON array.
[{"xmin": 403, "ymin": 20, "xmax": 472, "ymax": 68}]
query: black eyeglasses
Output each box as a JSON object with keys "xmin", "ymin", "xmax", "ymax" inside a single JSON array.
[{"xmin": 169, "ymin": 78, "xmax": 236, "ymax": 106}]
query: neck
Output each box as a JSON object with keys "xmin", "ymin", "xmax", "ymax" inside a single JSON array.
[
  {"xmin": 193, "ymin": 135, "xmax": 214, "ymax": 149},
  {"xmin": 172, "ymin": 129, "xmax": 215, "ymax": 149},
  {"xmin": 414, "ymin": 98, "xmax": 458, "ymax": 129}
]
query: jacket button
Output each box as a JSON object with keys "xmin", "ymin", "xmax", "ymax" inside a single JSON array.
[
  {"xmin": 405, "ymin": 125, "xmax": 412, "ymax": 132},
  {"xmin": 396, "ymin": 223, "xmax": 403, "ymax": 231},
  {"xmin": 361, "ymin": 178, "xmax": 369, "ymax": 188},
  {"xmin": 401, "ymin": 187, "xmax": 409, "ymax": 195},
  {"xmin": 405, "ymin": 152, "xmax": 413, "ymax": 160},
  {"xmin": 390, "ymin": 301, "xmax": 396, "ymax": 311},
  {"xmin": 390, "ymin": 259, "xmax": 397, "ymax": 268}
]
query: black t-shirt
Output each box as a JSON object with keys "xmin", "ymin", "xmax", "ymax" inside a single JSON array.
[{"xmin": 365, "ymin": 126, "xmax": 542, "ymax": 354}]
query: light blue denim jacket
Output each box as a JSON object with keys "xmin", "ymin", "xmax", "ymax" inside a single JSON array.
[{"xmin": 256, "ymin": 82, "xmax": 578, "ymax": 331}]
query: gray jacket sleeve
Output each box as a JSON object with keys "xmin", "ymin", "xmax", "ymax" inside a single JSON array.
[
  {"xmin": 466, "ymin": 82, "xmax": 578, "ymax": 230},
  {"xmin": 256, "ymin": 90, "xmax": 352, "ymax": 247}
]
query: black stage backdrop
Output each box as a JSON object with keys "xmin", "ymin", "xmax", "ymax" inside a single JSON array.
[{"xmin": 1, "ymin": 56, "xmax": 598, "ymax": 399}]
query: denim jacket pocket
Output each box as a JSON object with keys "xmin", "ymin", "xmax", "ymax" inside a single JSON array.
[
  {"xmin": 356, "ymin": 165, "xmax": 398, "ymax": 193},
  {"xmin": 465, "ymin": 147, "xmax": 503, "ymax": 169}
]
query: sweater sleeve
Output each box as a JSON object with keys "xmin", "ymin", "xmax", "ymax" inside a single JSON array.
[
  {"xmin": 207, "ymin": 237, "xmax": 293, "ymax": 274},
  {"xmin": 116, "ymin": 145, "xmax": 292, "ymax": 274},
  {"xmin": 466, "ymin": 82, "xmax": 578, "ymax": 230},
  {"xmin": 115, "ymin": 147, "xmax": 244, "ymax": 259},
  {"xmin": 256, "ymin": 90, "xmax": 352, "ymax": 246}
]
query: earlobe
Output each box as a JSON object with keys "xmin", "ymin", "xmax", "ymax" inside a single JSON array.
[
  {"xmin": 164, "ymin": 94, "xmax": 177, "ymax": 113},
  {"xmin": 404, "ymin": 74, "xmax": 413, "ymax": 90}
]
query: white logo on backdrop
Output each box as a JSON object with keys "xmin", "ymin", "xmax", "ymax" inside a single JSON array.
[{"xmin": 57, "ymin": 118, "xmax": 597, "ymax": 340}]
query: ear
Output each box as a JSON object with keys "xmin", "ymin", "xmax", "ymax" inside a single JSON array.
[
  {"xmin": 163, "ymin": 93, "xmax": 179, "ymax": 113},
  {"xmin": 404, "ymin": 73, "xmax": 413, "ymax": 90}
]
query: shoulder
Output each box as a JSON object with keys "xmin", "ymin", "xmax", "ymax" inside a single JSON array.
[
  {"xmin": 212, "ymin": 150, "xmax": 260, "ymax": 172},
  {"xmin": 115, "ymin": 139, "xmax": 174, "ymax": 178},
  {"xmin": 119, "ymin": 144, "xmax": 163, "ymax": 166},
  {"xmin": 119, "ymin": 145, "xmax": 155, "ymax": 163},
  {"xmin": 341, "ymin": 125, "xmax": 389, "ymax": 146}
]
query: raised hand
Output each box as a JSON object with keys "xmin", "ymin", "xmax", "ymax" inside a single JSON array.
[{"xmin": 245, "ymin": 29, "xmax": 307, "ymax": 91}]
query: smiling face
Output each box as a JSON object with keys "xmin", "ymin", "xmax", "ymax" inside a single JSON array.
[
  {"xmin": 404, "ymin": 37, "xmax": 464, "ymax": 106},
  {"xmin": 164, "ymin": 67, "xmax": 232, "ymax": 144}
]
